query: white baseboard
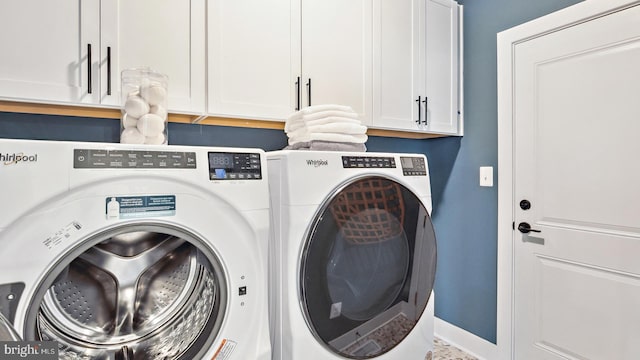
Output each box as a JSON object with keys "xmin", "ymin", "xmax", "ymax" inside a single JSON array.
[{"xmin": 434, "ymin": 317, "xmax": 500, "ymax": 360}]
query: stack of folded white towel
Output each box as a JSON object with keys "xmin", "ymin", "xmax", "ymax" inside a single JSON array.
[{"xmin": 284, "ymin": 104, "xmax": 368, "ymax": 151}]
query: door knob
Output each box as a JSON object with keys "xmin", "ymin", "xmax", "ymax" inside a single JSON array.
[{"xmin": 517, "ymin": 222, "xmax": 541, "ymax": 234}]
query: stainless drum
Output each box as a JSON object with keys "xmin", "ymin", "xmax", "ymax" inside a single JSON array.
[{"xmin": 25, "ymin": 226, "xmax": 226, "ymax": 360}]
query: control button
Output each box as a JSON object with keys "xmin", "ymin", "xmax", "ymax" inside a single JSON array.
[
  {"xmin": 215, "ymin": 169, "xmax": 226, "ymax": 179},
  {"xmin": 239, "ymin": 286, "xmax": 247, "ymax": 296}
]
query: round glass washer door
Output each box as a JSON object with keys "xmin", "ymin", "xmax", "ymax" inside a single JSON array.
[
  {"xmin": 24, "ymin": 224, "xmax": 227, "ymax": 360},
  {"xmin": 301, "ymin": 176, "xmax": 437, "ymax": 359}
]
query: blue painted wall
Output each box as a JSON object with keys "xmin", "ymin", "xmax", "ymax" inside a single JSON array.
[{"xmin": 0, "ymin": 0, "xmax": 581, "ymax": 345}]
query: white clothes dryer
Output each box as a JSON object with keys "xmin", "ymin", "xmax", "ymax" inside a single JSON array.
[
  {"xmin": 0, "ymin": 139, "xmax": 271, "ymax": 360},
  {"xmin": 267, "ymin": 150, "xmax": 437, "ymax": 360}
]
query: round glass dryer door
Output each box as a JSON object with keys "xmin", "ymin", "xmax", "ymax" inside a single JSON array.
[
  {"xmin": 24, "ymin": 224, "xmax": 226, "ymax": 360},
  {"xmin": 301, "ymin": 176, "xmax": 437, "ymax": 358}
]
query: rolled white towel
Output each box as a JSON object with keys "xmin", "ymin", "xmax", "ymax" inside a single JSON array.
[
  {"xmin": 306, "ymin": 117, "xmax": 363, "ymax": 128},
  {"xmin": 145, "ymin": 133, "xmax": 167, "ymax": 145},
  {"xmin": 287, "ymin": 104, "xmax": 354, "ymax": 119},
  {"xmin": 307, "ymin": 122, "xmax": 367, "ymax": 134},
  {"xmin": 285, "ymin": 108, "xmax": 359, "ymax": 132},
  {"xmin": 289, "ymin": 133, "xmax": 368, "ymax": 145},
  {"xmin": 120, "ymin": 128, "xmax": 146, "ymax": 144},
  {"xmin": 308, "ymin": 140, "xmax": 367, "ymax": 152},
  {"xmin": 124, "ymin": 95, "xmax": 150, "ymax": 118},
  {"xmin": 285, "ymin": 120, "xmax": 307, "ymax": 133},
  {"xmin": 285, "ymin": 114, "xmax": 362, "ymax": 133},
  {"xmin": 286, "ymin": 117, "xmax": 363, "ymax": 135},
  {"xmin": 140, "ymin": 84, "xmax": 167, "ymax": 106},
  {"xmin": 137, "ymin": 113, "xmax": 165, "ymax": 137},
  {"xmin": 121, "ymin": 113, "xmax": 138, "ymax": 128},
  {"xmin": 287, "ymin": 109, "xmax": 359, "ymax": 122},
  {"xmin": 283, "ymin": 140, "xmax": 367, "ymax": 152},
  {"xmin": 287, "ymin": 122, "xmax": 367, "ymax": 139}
]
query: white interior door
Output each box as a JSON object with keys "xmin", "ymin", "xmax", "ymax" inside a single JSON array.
[{"xmin": 513, "ymin": 5, "xmax": 640, "ymax": 360}]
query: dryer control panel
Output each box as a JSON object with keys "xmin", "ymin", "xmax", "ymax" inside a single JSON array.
[{"xmin": 208, "ymin": 152, "xmax": 262, "ymax": 180}]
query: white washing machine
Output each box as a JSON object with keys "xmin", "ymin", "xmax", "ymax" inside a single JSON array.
[
  {"xmin": 0, "ymin": 139, "xmax": 271, "ymax": 360},
  {"xmin": 267, "ymin": 150, "xmax": 437, "ymax": 360}
]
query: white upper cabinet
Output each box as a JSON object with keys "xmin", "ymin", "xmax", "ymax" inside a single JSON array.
[
  {"xmin": 300, "ymin": 0, "xmax": 373, "ymax": 121},
  {"xmin": 207, "ymin": 0, "xmax": 372, "ymax": 122},
  {"xmin": 207, "ymin": 0, "xmax": 298, "ymax": 120},
  {"xmin": 0, "ymin": 1, "xmax": 460, "ymax": 136},
  {"xmin": 0, "ymin": 0, "xmax": 206, "ymax": 114},
  {"xmin": 0, "ymin": 0, "xmax": 100, "ymax": 105},
  {"xmin": 372, "ymin": 0, "xmax": 462, "ymax": 134},
  {"xmin": 425, "ymin": 0, "xmax": 462, "ymax": 134},
  {"xmin": 206, "ymin": 0, "xmax": 460, "ymax": 133},
  {"xmin": 102, "ymin": 0, "xmax": 206, "ymax": 113},
  {"xmin": 372, "ymin": 0, "xmax": 424, "ymax": 130}
]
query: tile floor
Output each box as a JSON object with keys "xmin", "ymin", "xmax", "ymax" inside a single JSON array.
[{"xmin": 434, "ymin": 337, "xmax": 478, "ymax": 360}]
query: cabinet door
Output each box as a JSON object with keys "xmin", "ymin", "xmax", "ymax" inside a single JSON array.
[
  {"xmin": 207, "ymin": 0, "xmax": 299, "ymax": 120},
  {"xmin": 102, "ymin": 0, "xmax": 206, "ymax": 113},
  {"xmin": 0, "ymin": 0, "xmax": 100, "ymax": 105},
  {"xmin": 425, "ymin": 0, "xmax": 461, "ymax": 134},
  {"xmin": 372, "ymin": 0, "xmax": 424, "ymax": 130},
  {"xmin": 301, "ymin": 0, "xmax": 373, "ymax": 121}
]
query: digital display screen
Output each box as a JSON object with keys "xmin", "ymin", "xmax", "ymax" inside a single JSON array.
[
  {"xmin": 209, "ymin": 153, "xmax": 234, "ymax": 168},
  {"xmin": 208, "ymin": 152, "xmax": 262, "ymax": 180},
  {"xmin": 400, "ymin": 157, "xmax": 414, "ymax": 169}
]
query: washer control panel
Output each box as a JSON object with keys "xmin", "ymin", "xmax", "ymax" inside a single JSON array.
[
  {"xmin": 400, "ymin": 156, "xmax": 427, "ymax": 176},
  {"xmin": 74, "ymin": 149, "xmax": 197, "ymax": 169},
  {"xmin": 208, "ymin": 152, "xmax": 262, "ymax": 180},
  {"xmin": 341, "ymin": 156, "xmax": 396, "ymax": 168}
]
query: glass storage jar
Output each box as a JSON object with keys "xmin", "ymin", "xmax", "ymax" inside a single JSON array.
[{"xmin": 120, "ymin": 67, "xmax": 169, "ymax": 145}]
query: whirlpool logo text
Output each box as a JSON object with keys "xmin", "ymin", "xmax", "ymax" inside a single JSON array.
[
  {"xmin": 306, "ymin": 159, "xmax": 328, "ymax": 167},
  {"xmin": 0, "ymin": 152, "xmax": 38, "ymax": 165}
]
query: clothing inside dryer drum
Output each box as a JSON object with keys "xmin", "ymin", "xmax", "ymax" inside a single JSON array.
[
  {"xmin": 302, "ymin": 177, "xmax": 437, "ymax": 359},
  {"xmin": 326, "ymin": 223, "xmax": 409, "ymax": 321},
  {"xmin": 31, "ymin": 230, "xmax": 224, "ymax": 360}
]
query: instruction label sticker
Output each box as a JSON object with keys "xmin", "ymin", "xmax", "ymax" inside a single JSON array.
[
  {"xmin": 42, "ymin": 221, "xmax": 82, "ymax": 250},
  {"xmin": 105, "ymin": 195, "xmax": 176, "ymax": 219},
  {"xmin": 211, "ymin": 339, "xmax": 237, "ymax": 360}
]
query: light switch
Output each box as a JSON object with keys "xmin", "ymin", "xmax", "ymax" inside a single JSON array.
[{"xmin": 480, "ymin": 166, "xmax": 493, "ymax": 187}]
